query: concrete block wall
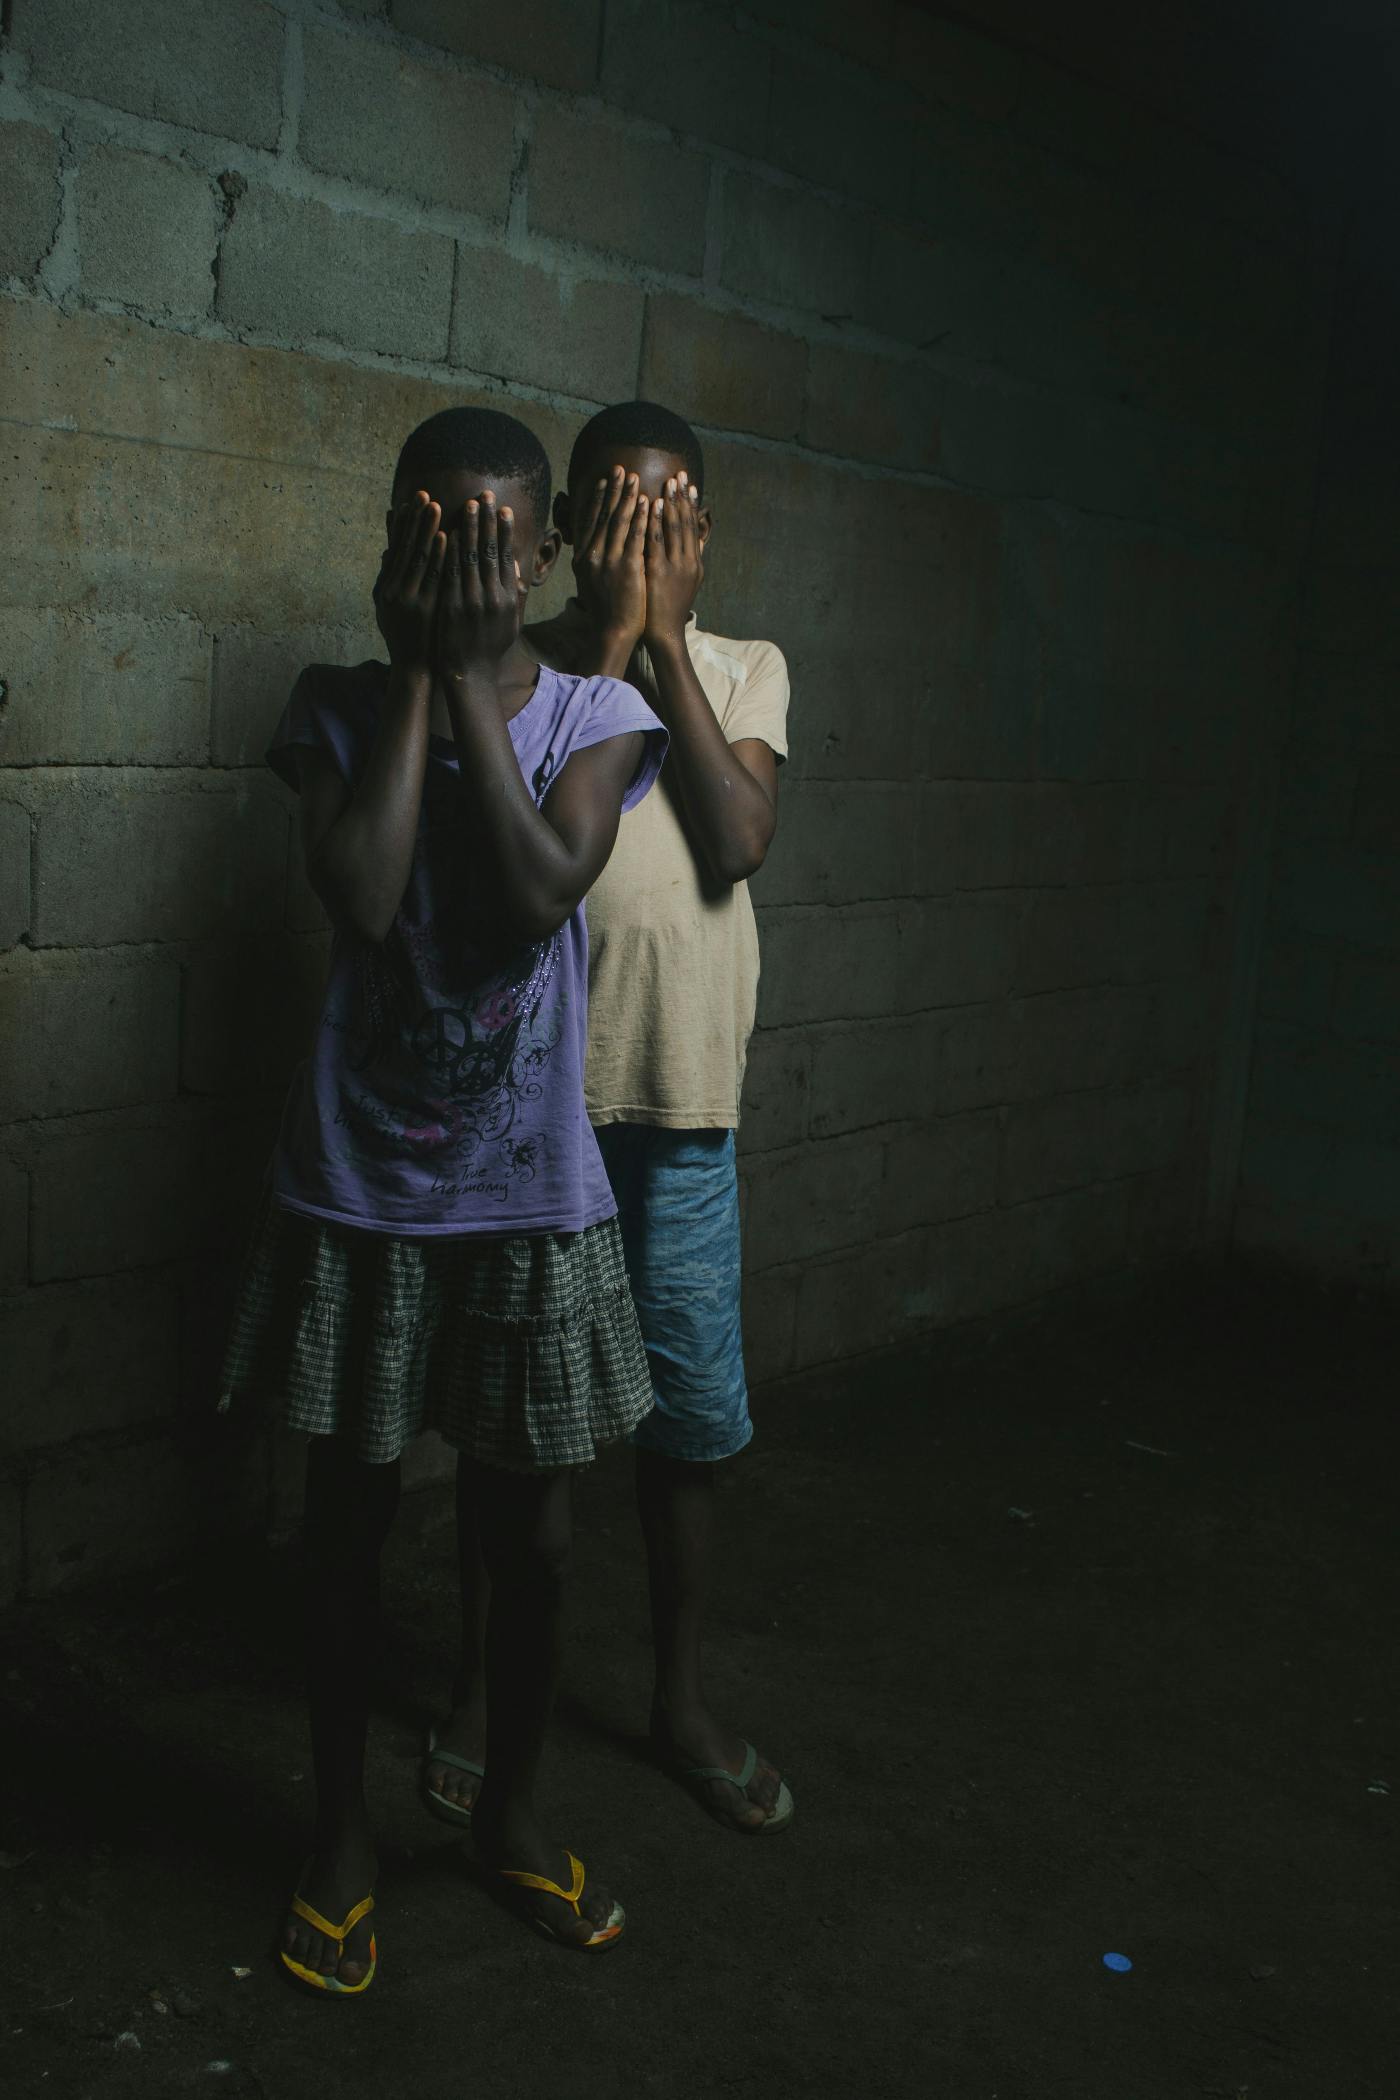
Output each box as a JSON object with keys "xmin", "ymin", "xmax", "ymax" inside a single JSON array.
[
  {"xmin": 1, "ymin": 0, "xmax": 1325, "ymax": 1596},
  {"xmin": 1235, "ymin": 260, "xmax": 1400, "ymax": 1289}
]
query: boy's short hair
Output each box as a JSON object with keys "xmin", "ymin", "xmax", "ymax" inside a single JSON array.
[
  {"xmin": 393, "ymin": 407, "xmax": 552, "ymax": 532},
  {"xmin": 567, "ymin": 400, "xmax": 705, "ymax": 496}
]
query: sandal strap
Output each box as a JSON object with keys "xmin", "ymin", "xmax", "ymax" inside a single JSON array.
[
  {"xmin": 676, "ymin": 1740, "xmax": 759, "ymax": 1791},
  {"xmin": 289, "ymin": 1889, "xmax": 375, "ymax": 1946},
  {"xmin": 427, "ymin": 1748, "xmax": 486, "ymax": 1779},
  {"xmin": 498, "ymin": 1851, "xmax": 585, "ymax": 1912}
]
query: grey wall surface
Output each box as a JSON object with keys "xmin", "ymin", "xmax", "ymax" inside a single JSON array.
[
  {"xmin": 1236, "ymin": 261, "xmax": 1400, "ymax": 1288},
  {"xmin": 0, "ymin": 0, "xmax": 1332, "ymax": 1597}
]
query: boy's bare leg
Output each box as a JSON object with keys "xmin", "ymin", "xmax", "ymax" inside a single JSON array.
[
  {"xmin": 466, "ymin": 1462, "xmax": 620, "ymax": 1943},
  {"xmin": 423, "ymin": 1459, "xmax": 492, "ymax": 1812},
  {"xmin": 281, "ymin": 1439, "xmax": 399, "ymax": 1984},
  {"xmin": 636, "ymin": 1449, "xmax": 782, "ymax": 1829}
]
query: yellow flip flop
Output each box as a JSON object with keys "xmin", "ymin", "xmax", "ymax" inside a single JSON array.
[
  {"xmin": 497, "ymin": 1852, "xmax": 624, "ymax": 1951},
  {"xmin": 279, "ymin": 1884, "xmax": 377, "ymax": 1995}
]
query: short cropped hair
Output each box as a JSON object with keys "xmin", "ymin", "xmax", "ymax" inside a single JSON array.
[
  {"xmin": 567, "ymin": 400, "xmax": 705, "ymax": 496},
  {"xmin": 392, "ymin": 407, "xmax": 552, "ymax": 532}
]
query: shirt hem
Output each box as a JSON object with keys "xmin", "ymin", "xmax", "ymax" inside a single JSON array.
[
  {"xmin": 272, "ymin": 1189, "xmax": 619, "ymax": 1239},
  {"xmin": 587, "ymin": 1106, "xmax": 739, "ymax": 1130}
]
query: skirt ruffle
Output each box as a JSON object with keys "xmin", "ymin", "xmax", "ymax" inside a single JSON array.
[{"xmin": 218, "ymin": 1189, "xmax": 653, "ymax": 1470}]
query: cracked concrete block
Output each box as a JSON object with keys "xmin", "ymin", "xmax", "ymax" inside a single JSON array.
[
  {"xmin": 451, "ymin": 248, "xmax": 644, "ymax": 403},
  {"xmin": 32, "ymin": 780, "xmax": 287, "ymax": 946},
  {"xmin": 391, "ymin": 0, "xmax": 601, "ymax": 92},
  {"xmin": 639, "ymin": 295, "xmax": 806, "ymax": 441},
  {"xmin": 0, "ymin": 609, "xmax": 211, "ymax": 765},
  {"xmin": 0, "ymin": 949, "xmax": 180, "ymax": 1121},
  {"xmin": 0, "ymin": 803, "xmax": 31, "ymax": 951},
  {"xmin": 601, "ymin": 0, "xmax": 772, "ymax": 157},
  {"xmin": 720, "ymin": 173, "xmax": 867, "ymax": 316},
  {"xmin": 217, "ymin": 188, "xmax": 454, "ymax": 362},
  {"xmin": 0, "ymin": 1157, "xmax": 27, "ymax": 1285},
  {"xmin": 77, "ymin": 146, "xmax": 222, "ymax": 320},
  {"xmin": 802, "ymin": 341, "xmax": 940, "ymax": 471},
  {"xmin": 15, "ymin": 0, "xmax": 284, "ymax": 148},
  {"xmin": 300, "ymin": 24, "xmax": 516, "ymax": 221},
  {"xmin": 0, "ymin": 120, "xmax": 62, "ymax": 283},
  {"xmin": 530, "ymin": 109, "xmax": 709, "ymax": 275}
]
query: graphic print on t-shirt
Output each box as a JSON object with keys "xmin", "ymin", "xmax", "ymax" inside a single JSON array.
[{"xmin": 333, "ymin": 930, "xmax": 562, "ymax": 1202}]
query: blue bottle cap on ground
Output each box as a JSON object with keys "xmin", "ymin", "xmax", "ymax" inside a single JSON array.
[{"xmin": 1103, "ymin": 1952, "xmax": 1133, "ymax": 1972}]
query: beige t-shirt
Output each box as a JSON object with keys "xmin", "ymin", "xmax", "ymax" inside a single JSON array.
[{"xmin": 529, "ymin": 610, "xmax": 790, "ymax": 1128}]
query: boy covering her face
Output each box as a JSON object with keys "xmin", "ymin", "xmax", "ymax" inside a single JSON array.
[{"xmin": 423, "ymin": 400, "xmax": 794, "ymax": 1836}]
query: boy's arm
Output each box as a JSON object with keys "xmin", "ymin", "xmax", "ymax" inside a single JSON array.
[
  {"xmin": 567, "ymin": 475, "xmax": 778, "ymax": 887},
  {"xmin": 640, "ymin": 480, "xmax": 778, "ymax": 886},
  {"xmin": 439, "ymin": 495, "xmax": 645, "ymax": 955},
  {"xmin": 300, "ymin": 495, "xmax": 444, "ymax": 942}
]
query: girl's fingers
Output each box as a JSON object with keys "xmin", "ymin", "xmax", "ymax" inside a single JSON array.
[
  {"xmin": 497, "ymin": 506, "xmax": 516, "ymax": 590},
  {"xmin": 462, "ymin": 501, "xmax": 480, "ymax": 596},
  {"xmin": 440, "ymin": 529, "xmax": 462, "ymax": 610},
  {"xmin": 478, "ymin": 491, "xmax": 498, "ymax": 577}
]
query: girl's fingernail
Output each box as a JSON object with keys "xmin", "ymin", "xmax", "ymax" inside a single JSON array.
[{"xmin": 501, "ymin": 507, "xmax": 512, "ymax": 521}]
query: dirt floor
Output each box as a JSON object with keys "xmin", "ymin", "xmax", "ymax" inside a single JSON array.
[{"xmin": 1, "ymin": 1273, "xmax": 1396, "ymax": 2100}]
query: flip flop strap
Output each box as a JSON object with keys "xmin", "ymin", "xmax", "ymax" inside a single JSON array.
[
  {"xmin": 677, "ymin": 1740, "xmax": 759, "ymax": 1791},
  {"xmin": 428, "ymin": 1748, "xmax": 486, "ymax": 1778},
  {"xmin": 289, "ymin": 1890, "xmax": 375, "ymax": 1947},
  {"xmin": 498, "ymin": 1851, "xmax": 584, "ymax": 1913}
]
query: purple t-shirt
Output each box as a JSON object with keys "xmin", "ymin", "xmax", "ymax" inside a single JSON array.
[{"xmin": 267, "ymin": 660, "xmax": 666, "ymax": 1238}]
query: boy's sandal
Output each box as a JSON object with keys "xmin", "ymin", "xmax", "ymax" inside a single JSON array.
[
  {"xmin": 496, "ymin": 1852, "xmax": 625, "ymax": 1951},
  {"xmin": 421, "ymin": 1724, "xmax": 485, "ymax": 1828},
  {"xmin": 279, "ymin": 1883, "xmax": 377, "ymax": 1996},
  {"xmin": 671, "ymin": 1739, "xmax": 795, "ymax": 1836}
]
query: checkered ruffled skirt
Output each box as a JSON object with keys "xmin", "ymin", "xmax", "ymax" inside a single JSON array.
[{"xmin": 217, "ymin": 1189, "xmax": 653, "ymax": 1471}]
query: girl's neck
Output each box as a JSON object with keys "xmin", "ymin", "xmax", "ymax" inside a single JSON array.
[{"xmin": 425, "ymin": 644, "xmax": 543, "ymax": 738}]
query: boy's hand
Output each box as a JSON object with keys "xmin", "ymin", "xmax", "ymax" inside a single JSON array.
[
  {"xmin": 436, "ymin": 493, "xmax": 524, "ymax": 682},
  {"xmin": 643, "ymin": 477, "xmax": 704, "ymax": 649},
  {"xmin": 573, "ymin": 468, "xmax": 649, "ymax": 651},
  {"xmin": 374, "ymin": 490, "xmax": 446, "ymax": 670}
]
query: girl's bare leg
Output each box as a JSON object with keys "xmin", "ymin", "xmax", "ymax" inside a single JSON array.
[
  {"xmin": 281, "ymin": 1438, "xmax": 399, "ymax": 1983},
  {"xmin": 465, "ymin": 1461, "xmax": 620, "ymax": 1943}
]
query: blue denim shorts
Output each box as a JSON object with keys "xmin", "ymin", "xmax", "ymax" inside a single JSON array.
[{"xmin": 593, "ymin": 1124, "xmax": 752, "ymax": 1464}]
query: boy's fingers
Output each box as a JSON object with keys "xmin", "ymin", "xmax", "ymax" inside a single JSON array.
[
  {"xmin": 382, "ymin": 493, "xmax": 420, "ymax": 591},
  {"xmin": 406, "ymin": 499, "xmax": 442, "ymax": 587},
  {"xmin": 440, "ymin": 529, "xmax": 462, "ymax": 608},
  {"xmin": 477, "ymin": 491, "xmax": 498, "ymax": 574},
  {"xmin": 625, "ymin": 492, "xmax": 650, "ymax": 556},
  {"xmin": 605, "ymin": 474, "xmax": 640, "ymax": 561},
  {"xmin": 422, "ymin": 528, "xmax": 447, "ymax": 596},
  {"xmin": 497, "ymin": 506, "xmax": 515, "ymax": 590},
  {"xmin": 459, "ymin": 503, "xmax": 479, "ymax": 603},
  {"xmin": 660, "ymin": 479, "xmax": 678, "ymax": 564},
  {"xmin": 579, "ymin": 473, "xmax": 613, "ymax": 554}
]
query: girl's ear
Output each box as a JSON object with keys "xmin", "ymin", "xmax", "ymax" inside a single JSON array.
[
  {"xmin": 532, "ymin": 526, "xmax": 564, "ymax": 588},
  {"xmin": 551, "ymin": 489, "xmax": 573, "ymax": 546}
]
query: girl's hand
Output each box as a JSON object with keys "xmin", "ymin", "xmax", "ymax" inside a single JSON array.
[
  {"xmin": 643, "ymin": 478, "xmax": 704, "ymax": 649},
  {"xmin": 373, "ymin": 491, "xmax": 446, "ymax": 670},
  {"xmin": 436, "ymin": 493, "xmax": 524, "ymax": 682},
  {"xmin": 573, "ymin": 468, "xmax": 649, "ymax": 652}
]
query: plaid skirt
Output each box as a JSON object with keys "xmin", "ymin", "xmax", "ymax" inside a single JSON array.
[{"xmin": 217, "ymin": 1189, "xmax": 654, "ymax": 1470}]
